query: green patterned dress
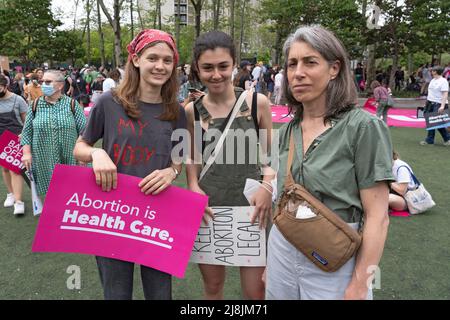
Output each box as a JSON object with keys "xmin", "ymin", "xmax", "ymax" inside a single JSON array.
[{"xmin": 21, "ymin": 95, "xmax": 87, "ymax": 196}]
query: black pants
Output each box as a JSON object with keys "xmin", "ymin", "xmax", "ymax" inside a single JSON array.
[{"xmin": 96, "ymin": 256, "xmax": 172, "ymax": 300}]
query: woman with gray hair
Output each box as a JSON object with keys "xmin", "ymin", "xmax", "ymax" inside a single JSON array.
[
  {"xmin": 20, "ymin": 70, "xmax": 86, "ymax": 197},
  {"xmin": 265, "ymin": 25, "xmax": 394, "ymax": 300}
]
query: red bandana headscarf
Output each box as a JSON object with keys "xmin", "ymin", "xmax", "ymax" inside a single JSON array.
[{"xmin": 126, "ymin": 29, "xmax": 179, "ymax": 66}]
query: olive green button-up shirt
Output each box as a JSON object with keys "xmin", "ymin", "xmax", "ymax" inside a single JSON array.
[{"xmin": 276, "ymin": 107, "xmax": 394, "ymax": 223}]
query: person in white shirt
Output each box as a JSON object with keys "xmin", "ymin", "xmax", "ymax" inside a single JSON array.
[
  {"xmin": 389, "ymin": 151, "xmax": 416, "ymax": 211},
  {"xmin": 102, "ymin": 69, "xmax": 121, "ymax": 92},
  {"xmin": 251, "ymin": 61, "xmax": 263, "ymax": 93},
  {"xmin": 274, "ymin": 69, "xmax": 284, "ymax": 105},
  {"xmin": 420, "ymin": 66, "xmax": 449, "ymax": 146}
]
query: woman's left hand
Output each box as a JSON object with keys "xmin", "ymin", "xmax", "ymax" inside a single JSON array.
[
  {"xmin": 344, "ymin": 280, "xmax": 369, "ymax": 300},
  {"xmin": 139, "ymin": 168, "xmax": 176, "ymax": 195},
  {"xmin": 250, "ymin": 185, "xmax": 272, "ymax": 229}
]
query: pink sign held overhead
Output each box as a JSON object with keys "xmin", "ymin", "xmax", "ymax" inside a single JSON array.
[
  {"xmin": 0, "ymin": 130, "xmax": 25, "ymax": 174},
  {"xmin": 32, "ymin": 165, "xmax": 208, "ymax": 278}
]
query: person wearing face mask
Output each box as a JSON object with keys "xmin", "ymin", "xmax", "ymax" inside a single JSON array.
[
  {"xmin": 23, "ymin": 73, "xmax": 43, "ymax": 103},
  {"xmin": 0, "ymin": 75, "xmax": 28, "ymax": 215},
  {"xmin": 20, "ymin": 70, "xmax": 86, "ymax": 198}
]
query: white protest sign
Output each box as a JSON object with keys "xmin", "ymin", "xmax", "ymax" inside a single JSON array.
[
  {"xmin": 26, "ymin": 169, "xmax": 43, "ymax": 216},
  {"xmin": 190, "ymin": 207, "xmax": 266, "ymax": 267}
]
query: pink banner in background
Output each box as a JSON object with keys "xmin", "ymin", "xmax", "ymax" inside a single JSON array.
[
  {"xmin": 32, "ymin": 165, "xmax": 208, "ymax": 278},
  {"xmin": 0, "ymin": 130, "xmax": 25, "ymax": 174},
  {"xmin": 271, "ymin": 100, "xmax": 426, "ymax": 128}
]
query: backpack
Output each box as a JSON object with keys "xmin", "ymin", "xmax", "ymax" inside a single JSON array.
[
  {"xmin": 263, "ymin": 70, "xmax": 272, "ymax": 83},
  {"xmin": 32, "ymin": 96, "xmax": 76, "ymax": 119}
]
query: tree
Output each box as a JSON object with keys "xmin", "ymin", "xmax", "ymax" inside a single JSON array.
[
  {"xmin": 96, "ymin": 0, "xmax": 106, "ymax": 67},
  {"xmin": 259, "ymin": 0, "xmax": 363, "ymax": 65},
  {"xmin": 0, "ymin": 0, "xmax": 61, "ymax": 66},
  {"xmin": 212, "ymin": 0, "xmax": 221, "ymax": 30},
  {"xmin": 85, "ymin": 0, "xmax": 93, "ymax": 65},
  {"xmin": 408, "ymin": 0, "xmax": 450, "ymax": 63},
  {"xmin": 136, "ymin": 0, "xmax": 145, "ymax": 30},
  {"xmin": 156, "ymin": 0, "xmax": 162, "ymax": 30},
  {"xmin": 52, "ymin": 30, "xmax": 85, "ymax": 65},
  {"xmin": 98, "ymin": 0, "xmax": 125, "ymax": 67},
  {"xmin": 229, "ymin": 0, "xmax": 235, "ymax": 40},
  {"xmin": 175, "ymin": 0, "xmax": 181, "ymax": 51},
  {"xmin": 130, "ymin": 0, "xmax": 134, "ymax": 39},
  {"xmin": 190, "ymin": 0, "xmax": 205, "ymax": 38}
]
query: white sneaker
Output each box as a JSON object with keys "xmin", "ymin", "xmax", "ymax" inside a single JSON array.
[
  {"xmin": 13, "ymin": 201, "xmax": 25, "ymax": 215},
  {"xmin": 4, "ymin": 193, "xmax": 15, "ymax": 207}
]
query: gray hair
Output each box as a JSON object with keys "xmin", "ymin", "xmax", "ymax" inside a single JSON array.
[
  {"xmin": 432, "ymin": 66, "xmax": 444, "ymax": 75},
  {"xmin": 44, "ymin": 70, "xmax": 65, "ymax": 82},
  {"xmin": 282, "ymin": 25, "xmax": 357, "ymax": 122}
]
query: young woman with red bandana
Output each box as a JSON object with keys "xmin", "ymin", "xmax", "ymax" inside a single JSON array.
[{"xmin": 73, "ymin": 29, "xmax": 186, "ymax": 300}]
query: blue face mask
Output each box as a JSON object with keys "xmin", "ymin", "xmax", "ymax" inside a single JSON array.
[{"xmin": 41, "ymin": 83, "xmax": 55, "ymax": 97}]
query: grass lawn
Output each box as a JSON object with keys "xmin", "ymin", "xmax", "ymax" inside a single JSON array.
[{"xmin": 0, "ymin": 124, "xmax": 449, "ymax": 300}]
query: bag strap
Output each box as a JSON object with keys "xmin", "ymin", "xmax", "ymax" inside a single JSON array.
[
  {"xmin": 285, "ymin": 131, "xmax": 296, "ymax": 188},
  {"xmin": 251, "ymin": 91, "xmax": 259, "ymax": 138},
  {"xmin": 199, "ymin": 90, "xmax": 248, "ymax": 181},
  {"xmin": 396, "ymin": 165, "xmax": 420, "ymax": 189},
  {"xmin": 32, "ymin": 97, "xmax": 76, "ymax": 119},
  {"xmin": 70, "ymin": 98, "xmax": 76, "ymax": 115},
  {"xmin": 32, "ymin": 97, "xmax": 41, "ymax": 119}
]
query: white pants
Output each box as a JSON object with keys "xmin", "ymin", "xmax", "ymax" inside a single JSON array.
[{"xmin": 265, "ymin": 224, "xmax": 373, "ymax": 300}]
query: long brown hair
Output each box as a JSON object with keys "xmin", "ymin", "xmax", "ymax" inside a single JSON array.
[{"xmin": 113, "ymin": 41, "xmax": 180, "ymax": 121}]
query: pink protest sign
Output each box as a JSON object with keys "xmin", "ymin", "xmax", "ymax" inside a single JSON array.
[
  {"xmin": 32, "ymin": 165, "xmax": 208, "ymax": 278},
  {"xmin": 0, "ymin": 130, "xmax": 25, "ymax": 174}
]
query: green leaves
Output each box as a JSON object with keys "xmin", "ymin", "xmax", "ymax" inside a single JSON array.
[{"xmin": 0, "ymin": 0, "xmax": 61, "ymax": 64}]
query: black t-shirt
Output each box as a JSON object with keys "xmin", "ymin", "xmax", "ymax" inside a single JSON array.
[
  {"xmin": 238, "ymin": 74, "xmax": 252, "ymax": 90},
  {"xmin": 72, "ymin": 78, "xmax": 88, "ymax": 98},
  {"xmin": 91, "ymin": 81, "xmax": 103, "ymax": 91},
  {"xmin": 82, "ymin": 91, "xmax": 187, "ymax": 178},
  {"xmin": 355, "ymin": 67, "xmax": 363, "ymax": 75}
]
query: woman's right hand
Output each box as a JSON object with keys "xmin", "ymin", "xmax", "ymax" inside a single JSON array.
[
  {"xmin": 21, "ymin": 154, "xmax": 32, "ymax": 171},
  {"xmin": 189, "ymin": 184, "xmax": 214, "ymax": 225},
  {"xmin": 91, "ymin": 148, "xmax": 117, "ymax": 192},
  {"xmin": 189, "ymin": 91, "xmax": 205, "ymax": 102}
]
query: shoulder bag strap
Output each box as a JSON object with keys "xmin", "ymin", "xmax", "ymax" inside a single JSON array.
[
  {"xmin": 396, "ymin": 165, "xmax": 420, "ymax": 188},
  {"xmin": 285, "ymin": 131, "xmax": 296, "ymax": 188},
  {"xmin": 199, "ymin": 90, "xmax": 249, "ymax": 181},
  {"xmin": 251, "ymin": 91, "xmax": 259, "ymax": 138},
  {"xmin": 32, "ymin": 97, "xmax": 42, "ymax": 119}
]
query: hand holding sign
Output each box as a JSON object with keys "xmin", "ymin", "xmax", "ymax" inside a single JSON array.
[
  {"xmin": 190, "ymin": 207, "xmax": 266, "ymax": 267},
  {"xmin": 139, "ymin": 168, "xmax": 176, "ymax": 195},
  {"xmin": 425, "ymin": 108, "xmax": 450, "ymax": 130},
  {"xmin": 0, "ymin": 130, "xmax": 26, "ymax": 174},
  {"xmin": 91, "ymin": 148, "xmax": 118, "ymax": 192},
  {"xmin": 189, "ymin": 184, "xmax": 214, "ymax": 224}
]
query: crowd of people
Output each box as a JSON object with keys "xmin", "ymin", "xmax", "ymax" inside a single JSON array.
[
  {"xmin": 350, "ymin": 61, "xmax": 450, "ymax": 97},
  {"xmin": 0, "ymin": 23, "xmax": 446, "ymax": 301},
  {"xmin": 1, "ymin": 65, "xmax": 124, "ymax": 108},
  {"xmin": 177, "ymin": 57, "xmax": 286, "ymax": 108}
]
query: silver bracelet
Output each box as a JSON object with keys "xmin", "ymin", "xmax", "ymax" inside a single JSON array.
[{"xmin": 171, "ymin": 166, "xmax": 179, "ymax": 179}]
